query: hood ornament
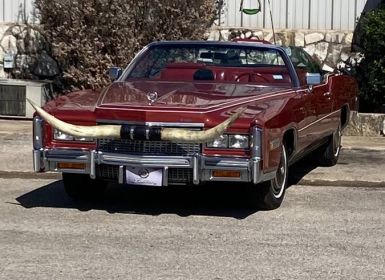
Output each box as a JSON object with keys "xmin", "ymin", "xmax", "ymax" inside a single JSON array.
[{"xmin": 147, "ymin": 91, "xmax": 158, "ymax": 105}]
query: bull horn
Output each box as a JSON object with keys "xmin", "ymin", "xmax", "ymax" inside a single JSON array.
[
  {"xmin": 27, "ymin": 98, "xmax": 246, "ymax": 143},
  {"xmin": 160, "ymin": 107, "xmax": 246, "ymax": 143},
  {"xmin": 27, "ymin": 99, "xmax": 121, "ymax": 138}
]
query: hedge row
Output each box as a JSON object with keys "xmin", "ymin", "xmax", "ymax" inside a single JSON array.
[{"xmin": 34, "ymin": 0, "xmax": 218, "ymax": 90}]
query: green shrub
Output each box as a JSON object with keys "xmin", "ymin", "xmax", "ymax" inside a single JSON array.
[
  {"xmin": 34, "ymin": 0, "xmax": 218, "ymax": 91},
  {"xmin": 354, "ymin": 5, "xmax": 385, "ymax": 112}
]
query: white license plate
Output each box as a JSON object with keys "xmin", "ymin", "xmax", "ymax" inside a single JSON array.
[{"xmin": 125, "ymin": 167, "xmax": 163, "ymax": 187}]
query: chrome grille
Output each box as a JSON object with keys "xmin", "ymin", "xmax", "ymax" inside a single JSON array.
[
  {"xmin": 168, "ymin": 168, "xmax": 193, "ymax": 185},
  {"xmin": 97, "ymin": 139, "xmax": 200, "ymax": 155},
  {"xmin": 96, "ymin": 164, "xmax": 119, "ymax": 180}
]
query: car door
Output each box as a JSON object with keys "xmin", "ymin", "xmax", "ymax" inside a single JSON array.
[
  {"xmin": 294, "ymin": 86, "xmax": 318, "ymax": 152},
  {"xmin": 311, "ymin": 80, "xmax": 334, "ymax": 139},
  {"xmin": 291, "ymin": 47, "xmax": 333, "ymax": 144}
]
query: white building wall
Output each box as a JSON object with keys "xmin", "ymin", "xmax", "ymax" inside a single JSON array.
[
  {"xmin": 0, "ymin": 0, "xmax": 376, "ymax": 30},
  {"xmin": 222, "ymin": 0, "xmax": 368, "ymax": 31},
  {"xmin": 0, "ymin": 0, "xmax": 37, "ymax": 23}
]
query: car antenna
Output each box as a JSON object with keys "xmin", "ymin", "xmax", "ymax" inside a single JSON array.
[{"xmin": 267, "ymin": 0, "xmax": 277, "ymax": 45}]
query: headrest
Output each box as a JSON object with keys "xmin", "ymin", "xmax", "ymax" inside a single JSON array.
[{"xmin": 193, "ymin": 69, "xmax": 214, "ymax": 80}]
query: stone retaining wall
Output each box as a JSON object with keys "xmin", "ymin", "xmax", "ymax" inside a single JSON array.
[
  {"xmin": 345, "ymin": 113, "xmax": 385, "ymax": 137},
  {"xmin": 208, "ymin": 28, "xmax": 356, "ymax": 71},
  {"xmin": 0, "ymin": 23, "xmax": 58, "ymax": 79},
  {"xmin": 2, "ymin": 24, "xmax": 356, "ymax": 79}
]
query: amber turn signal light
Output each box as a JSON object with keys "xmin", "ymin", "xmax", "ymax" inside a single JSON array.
[
  {"xmin": 212, "ymin": 170, "xmax": 241, "ymax": 178},
  {"xmin": 57, "ymin": 163, "xmax": 86, "ymax": 170}
]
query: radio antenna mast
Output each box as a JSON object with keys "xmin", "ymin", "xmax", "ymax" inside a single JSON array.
[{"xmin": 267, "ymin": 0, "xmax": 276, "ymax": 44}]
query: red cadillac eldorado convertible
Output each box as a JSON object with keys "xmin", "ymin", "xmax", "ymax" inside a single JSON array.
[{"xmin": 29, "ymin": 41, "xmax": 358, "ymax": 209}]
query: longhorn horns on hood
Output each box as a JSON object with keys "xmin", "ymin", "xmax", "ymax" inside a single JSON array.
[{"xmin": 27, "ymin": 99, "xmax": 246, "ymax": 143}]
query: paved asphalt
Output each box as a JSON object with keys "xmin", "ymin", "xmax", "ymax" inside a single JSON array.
[{"xmin": 0, "ymin": 178, "xmax": 384, "ymax": 279}]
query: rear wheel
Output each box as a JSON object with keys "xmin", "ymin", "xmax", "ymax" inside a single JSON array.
[
  {"xmin": 317, "ymin": 124, "xmax": 342, "ymax": 167},
  {"xmin": 251, "ymin": 144, "xmax": 289, "ymax": 210},
  {"xmin": 62, "ymin": 173, "xmax": 107, "ymax": 200}
]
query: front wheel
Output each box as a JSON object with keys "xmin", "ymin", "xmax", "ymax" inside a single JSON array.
[
  {"xmin": 250, "ymin": 144, "xmax": 289, "ymax": 210},
  {"xmin": 63, "ymin": 173, "xmax": 107, "ymax": 200}
]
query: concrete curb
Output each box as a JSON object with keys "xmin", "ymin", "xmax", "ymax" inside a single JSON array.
[
  {"xmin": 0, "ymin": 171, "xmax": 61, "ymax": 180},
  {"xmin": 296, "ymin": 179, "xmax": 385, "ymax": 188}
]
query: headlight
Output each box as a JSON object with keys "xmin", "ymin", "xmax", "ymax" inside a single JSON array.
[
  {"xmin": 74, "ymin": 136, "xmax": 94, "ymax": 142},
  {"xmin": 206, "ymin": 134, "xmax": 249, "ymax": 149},
  {"xmin": 54, "ymin": 129, "xmax": 74, "ymax": 141},
  {"xmin": 206, "ymin": 135, "xmax": 228, "ymax": 148},
  {"xmin": 229, "ymin": 135, "xmax": 249, "ymax": 149},
  {"xmin": 53, "ymin": 129, "xmax": 94, "ymax": 142}
]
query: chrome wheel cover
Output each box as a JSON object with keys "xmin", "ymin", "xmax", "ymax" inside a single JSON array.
[
  {"xmin": 333, "ymin": 125, "xmax": 342, "ymax": 157},
  {"xmin": 272, "ymin": 146, "xmax": 287, "ymax": 199}
]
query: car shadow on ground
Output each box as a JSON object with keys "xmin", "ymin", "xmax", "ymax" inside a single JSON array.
[
  {"xmin": 15, "ymin": 155, "xmax": 319, "ymax": 219},
  {"xmin": 288, "ymin": 156, "xmax": 319, "ymax": 187},
  {"xmin": 16, "ymin": 180, "xmax": 261, "ymax": 219}
]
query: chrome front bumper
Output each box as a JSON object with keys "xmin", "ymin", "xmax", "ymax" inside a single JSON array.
[{"xmin": 33, "ymin": 149, "xmax": 276, "ymax": 185}]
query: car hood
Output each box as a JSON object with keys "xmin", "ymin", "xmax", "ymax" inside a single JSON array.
[
  {"xmin": 43, "ymin": 81, "xmax": 292, "ymax": 128},
  {"xmin": 98, "ymin": 80, "xmax": 290, "ymax": 111}
]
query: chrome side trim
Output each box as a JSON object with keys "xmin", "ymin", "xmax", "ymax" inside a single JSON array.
[
  {"xmin": 118, "ymin": 166, "xmax": 124, "ymax": 184},
  {"xmin": 193, "ymin": 155, "xmax": 200, "ymax": 185},
  {"xmin": 250, "ymin": 127, "xmax": 263, "ymax": 184},
  {"xmin": 203, "ymin": 157, "xmax": 250, "ymax": 169},
  {"xmin": 45, "ymin": 150, "xmax": 90, "ymax": 162},
  {"xmin": 33, "ymin": 149, "xmax": 42, "ymax": 172},
  {"xmin": 252, "ymin": 159, "xmax": 260, "ymax": 184},
  {"xmin": 99, "ymin": 153, "xmax": 193, "ymax": 168},
  {"xmin": 33, "ymin": 116, "xmax": 44, "ymax": 150},
  {"xmin": 298, "ymin": 109, "xmax": 341, "ymax": 132},
  {"xmin": 251, "ymin": 159, "xmax": 276, "ymax": 184},
  {"xmin": 262, "ymin": 170, "xmax": 276, "ymax": 182},
  {"xmin": 90, "ymin": 150, "xmax": 96, "ymax": 179},
  {"xmin": 96, "ymin": 120, "xmax": 205, "ymax": 128},
  {"xmin": 163, "ymin": 167, "xmax": 169, "ymax": 186},
  {"xmin": 251, "ymin": 127, "xmax": 262, "ymax": 159}
]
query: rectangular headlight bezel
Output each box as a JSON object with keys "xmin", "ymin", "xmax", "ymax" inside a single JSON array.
[
  {"xmin": 53, "ymin": 129, "xmax": 94, "ymax": 142},
  {"xmin": 206, "ymin": 134, "xmax": 250, "ymax": 149},
  {"xmin": 53, "ymin": 129, "xmax": 74, "ymax": 141},
  {"xmin": 206, "ymin": 134, "xmax": 229, "ymax": 148},
  {"xmin": 228, "ymin": 134, "xmax": 250, "ymax": 149}
]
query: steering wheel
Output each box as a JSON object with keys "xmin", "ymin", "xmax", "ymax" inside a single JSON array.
[{"xmin": 235, "ymin": 72, "xmax": 270, "ymax": 83}]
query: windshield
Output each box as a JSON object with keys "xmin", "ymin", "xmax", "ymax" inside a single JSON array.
[{"xmin": 125, "ymin": 44, "xmax": 291, "ymax": 85}]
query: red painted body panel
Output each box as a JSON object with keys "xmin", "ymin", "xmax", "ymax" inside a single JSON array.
[{"xmin": 42, "ymin": 65, "xmax": 358, "ymax": 174}]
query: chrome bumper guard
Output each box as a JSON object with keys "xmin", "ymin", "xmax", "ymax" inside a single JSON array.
[{"xmin": 33, "ymin": 149, "xmax": 275, "ymax": 185}]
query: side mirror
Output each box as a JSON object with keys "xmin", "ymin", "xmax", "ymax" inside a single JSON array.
[
  {"xmin": 306, "ymin": 73, "xmax": 321, "ymax": 85},
  {"xmin": 108, "ymin": 67, "xmax": 122, "ymax": 80}
]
